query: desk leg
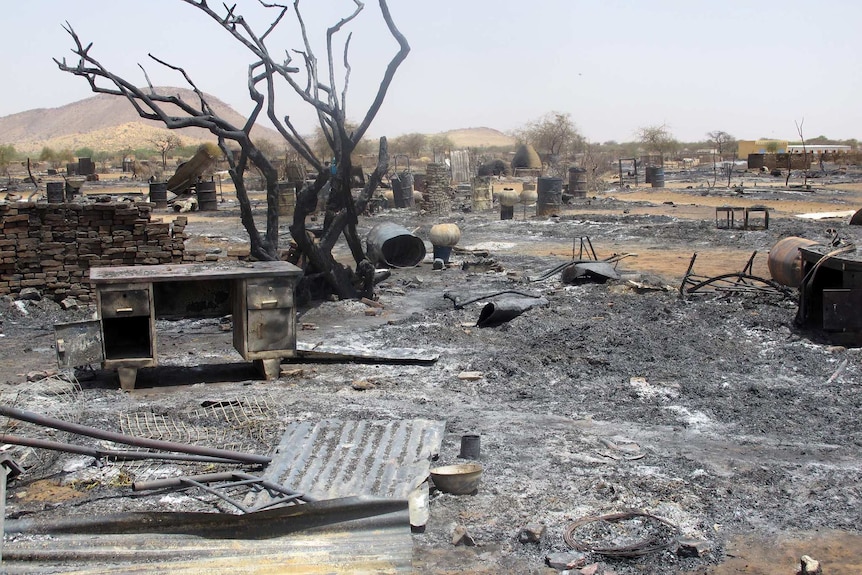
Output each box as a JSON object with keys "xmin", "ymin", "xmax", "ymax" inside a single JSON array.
[
  {"xmin": 255, "ymin": 359, "xmax": 281, "ymax": 380},
  {"xmin": 117, "ymin": 367, "xmax": 138, "ymax": 391}
]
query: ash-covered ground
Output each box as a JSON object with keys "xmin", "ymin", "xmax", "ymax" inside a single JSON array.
[{"xmin": 1, "ymin": 179, "xmax": 861, "ymax": 574}]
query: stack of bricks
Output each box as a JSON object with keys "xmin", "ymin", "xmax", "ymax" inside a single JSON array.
[
  {"xmin": 0, "ymin": 202, "xmax": 186, "ymax": 302},
  {"xmin": 423, "ymin": 162, "xmax": 452, "ymax": 215}
]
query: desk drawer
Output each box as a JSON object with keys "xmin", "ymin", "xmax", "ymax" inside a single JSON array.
[
  {"xmin": 100, "ymin": 290, "xmax": 151, "ymax": 318},
  {"xmin": 246, "ymin": 279, "xmax": 294, "ymax": 310}
]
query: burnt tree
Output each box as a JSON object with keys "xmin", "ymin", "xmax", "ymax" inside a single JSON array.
[{"xmin": 54, "ymin": 0, "xmax": 409, "ymax": 300}]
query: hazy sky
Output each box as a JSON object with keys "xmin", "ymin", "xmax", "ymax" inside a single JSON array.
[{"xmin": 2, "ymin": 0, "xmax": 861, "ymax": 144}]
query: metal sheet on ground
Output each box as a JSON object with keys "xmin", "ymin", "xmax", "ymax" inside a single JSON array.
[
  {"xmin": 4, "ymin": 496, "xmax": 412, "ymax": 574},
  {"xmin": 257, "ymin": 419, "xmax": 445, "ymax": 503}
]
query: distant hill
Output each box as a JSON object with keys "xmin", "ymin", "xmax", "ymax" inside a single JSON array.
[
  {"xmin": 0, "ymin": 87, "xmax": 283, "ymax": 154},
  {"xmin": 439, "ymin": 127, "xmax": 515, "ymax": 149},
  {"xmin": 0, "ymin": 91, "xmax": 516, "ymax": 155}
]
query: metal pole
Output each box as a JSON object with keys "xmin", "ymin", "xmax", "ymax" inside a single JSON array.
[{"xmin": 0, "ymin": 405, "xmax": 270, "ymax": 465}]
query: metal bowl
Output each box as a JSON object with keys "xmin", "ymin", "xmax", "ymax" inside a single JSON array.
[{"xmin": 430, "ymin": 463, "xmax": 483, "ymax": 495}]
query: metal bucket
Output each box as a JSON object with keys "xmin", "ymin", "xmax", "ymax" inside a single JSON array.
[
  {"xmin": 277, "ymin": 181, "xmax": 296, "ymax": 217},
  {"xmin": 567, "ymin": 167, "xmax": 587, "ymax": 198},
  {"xmin": 196, "ymin": 181, "xmax": 218, "ymax": 211},
  {"xmin": 365, "ymin": 222, "xmax": 426, "ymax": 268},
  {"xmin": 646, "ymin": 167, "xmax": 665, "ymax": 188},
  {"xmin": 536, "ymin": 177, "xmax": 563, "ymax": 216},
  {"xmin": 768, "ymin": 237, "xmax": 817, "ymax": 287},
  {"xmin": 46, "ymin": 182, "xmax": 64, "ymax": 203},
  {"xmin": 149, "ymin": 182, "xmax": 168, "ymax": 209},
  {"xmin": 391, "ymin": 172, "xmax": 415, "ymax": 208}
]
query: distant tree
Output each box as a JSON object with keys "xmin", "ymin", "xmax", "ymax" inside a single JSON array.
[
  {"xmin": 391, "ymin": 133, "xmax": 426, "ymax": 157},
  {"xmin": 92, "ymin": 150, "xmax": 112, "ymax": 172},
  {"xmin": 519, "ymin": 112, "xmax": 584, "ymax": 174},
  {"xmin": 0, "ymin": 144, "xmax": 16, "ymax": 181},
  {"xmin": 427, "ymin": 134, "xmax": 453, "ymax": 156},
  {"xmin": 75, "ymin": 146, "xmax": 95, "ymax": 159},
  {"xmin": 706, "ymin": 130, "xmax": 735, "ymax": 187},
  {"xmin": 765, "ymin": 141, "xmax": 779, "ymax": 154},
  {"xmin": 150, "ymin": 133, "xmax": 183, "ymax": 169},
  {"xmin": 637, "ymin": 124, "xmax": 677, "ymax": 166},
  {"xmin": 39, "ymin": 147, "xmax": 56, "ymax": 165}
]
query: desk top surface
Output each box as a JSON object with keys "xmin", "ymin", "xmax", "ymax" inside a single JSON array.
[{"xmin": 90, "ymin": 261, "xmax": 303, "ymax": 284}]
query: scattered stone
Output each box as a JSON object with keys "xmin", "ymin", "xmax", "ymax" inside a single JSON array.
[
  {"xmin": 59, "ymin": 297, "xmax": 79, "ymax": 311},
  {"xmin": 517, "ymin": 523, "xmax": 545, "ymax": 544},
  {"xmin": 798, "ymin": 555, "xmax": 822, "ymax": 575},
  {"xmin": 280, "ymin": 368, "xmax": 304, "ymax": 378},
  {"xmin": 451, "ymin": 525, "xmax": 476, "ymax": 547},
  {"xmin": 351, "ymin": 379, "xmax": 375, "ymax": 391},
  {"xmin": 579, "ymin": 564, "xmax": 600, "ymax": 575},
  {"xmin": 26, "ymin": 370, "xmax": 55, "ymax": 382},
  {"xmin": 545, "ymin": 551, "xmax": 587, "ymax": 570},
  {"xmin": 677, "ymin": 537, "xmax": 712, "ymax": 558},
  {"xmin": 364, "ymin": 309, "xmax": 380, "ymax": 316},
  {"xmin": 458, "ymin": 371, "xmax": 483, "ymax": 381},
  {"xmin": 17, "ymin": 288, "xmax": 41, "ymax": 301},
  {"xmin": 301, "ymin": 323, "xmax": 318, "ymax": 330}
]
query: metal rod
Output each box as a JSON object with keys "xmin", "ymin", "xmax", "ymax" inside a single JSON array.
[
  {"xmin": 0, "ymin": 405, "xmax": 270, "ymax": 465},
  {"xmin": 0, "ymin": 434, "xmax": 243, "ymax": 465}
]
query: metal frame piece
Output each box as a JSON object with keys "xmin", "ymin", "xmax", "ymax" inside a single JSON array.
[
  {"xmin": 680, "ymin": 251, "xmax": 792, "ymax": 298},
  {"xmin": 133, "ymin": 472, "xmax": 315, "ymax": 513}
]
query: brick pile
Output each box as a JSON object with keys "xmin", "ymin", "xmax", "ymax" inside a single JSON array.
[{"xmin": 0, "ymin": 202, "xmax": 187, "ymax": 302}]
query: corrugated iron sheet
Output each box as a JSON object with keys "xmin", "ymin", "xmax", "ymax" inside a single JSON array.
[
  {"xmin": 257, "ymin": 419, "xmax": 444, "ymax": 503},
  {"xmin": 4, "ymin": 496, "xmax": 411, "ymax": 574}
]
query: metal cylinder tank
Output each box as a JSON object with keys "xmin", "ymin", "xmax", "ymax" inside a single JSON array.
[
  {"xmin": 365, "ymin": 222, "xmax": 426, "ymax": 268},
  {"xmin": 149, "ymin": 182, "xmax": 168, "ymax": 209},
  {"xmin": 196, "ymin": 181, "xmax": 218, "ymax": 211},
  {"xmin": 536, "ymin": 177, "xmax": 563, "ymax": 216},
  {"xmin": 768, "ymin": 237, "xmax": 818, "ymax": 287},
  {"xmin": 46, "ymin": 182, "xmax": 64, "ymax": 203},
  {"xmin": 277, "ymin": 181, "xmax": 296, "ymax": 217},
  {"xmin": 646, "ymin": 167, "xmax": 665, "ymax": 188},
  {"xmin": 567, "ymin": 167, "xmax": 587, "ymax": 198}
]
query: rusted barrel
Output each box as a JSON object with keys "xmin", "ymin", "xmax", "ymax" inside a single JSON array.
[
  {"xmin": 568, "ymin": 167, "xmax": 587, "ymax": 198},
  {"xmin": 768, "ymin": 237, "xmax": 817, "ymax": 287},
  {"xmin": 46, "ymin": 182, "xmax": 64, "ymax": 203},
  {"xmin": 536, "ymin": 177, "xmax": 563, "ymax": 216},
  {"xmin": 196, "ymin": 181, "xmax": 218, "ymax": 211},
  {"xmin": 277, "ymin": 181, "xmax": 296, "ymax": 217},
  {"xmin": 646, "ymin": 167, "xmax": 665, "ymax": 188},
  {"xmin": 149, "ymin": 182, "xmax": 168, "ymax": 209}
]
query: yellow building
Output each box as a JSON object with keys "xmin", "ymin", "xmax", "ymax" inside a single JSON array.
[{"xmin": 737, "ymin": 140, "xmax": 788, "ymax": 156}]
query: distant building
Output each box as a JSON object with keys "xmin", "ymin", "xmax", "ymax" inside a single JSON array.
[
  {"xmin": 737, "ymin": 140, "xmax": 788, "ymax": 156},
  {"xmin": 786, "ymin": 144, "xmax": 851, "ymax": 155}
]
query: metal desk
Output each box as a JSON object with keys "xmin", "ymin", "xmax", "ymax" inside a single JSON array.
[{"xmin": 65, "ymin": 261, "xmax": 302, "ymax": 390}]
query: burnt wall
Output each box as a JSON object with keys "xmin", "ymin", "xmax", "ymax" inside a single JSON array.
[{"xmin": 0, "ymin": 202, "xmax": 187, "ymax": 302}]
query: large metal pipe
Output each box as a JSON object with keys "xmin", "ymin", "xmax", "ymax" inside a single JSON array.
[
  {"xmin": 0, "ymin": 405, "xmax": 270, "ymax": 465},
  {"xmin": 365, "ymin": 223, "xmax": 426, "ymax": 268}
]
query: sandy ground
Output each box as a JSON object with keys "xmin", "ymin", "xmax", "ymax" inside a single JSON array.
[{"xmin": 2, "ymin": 168, "xmax": 862, "ymax": 574}]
